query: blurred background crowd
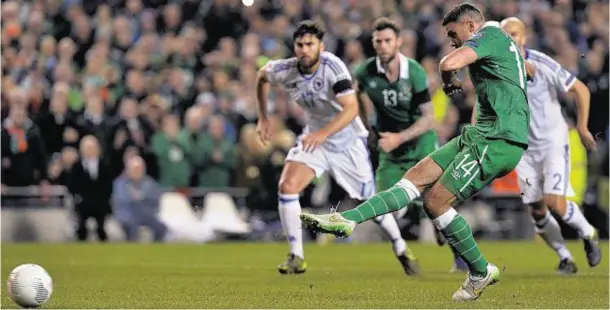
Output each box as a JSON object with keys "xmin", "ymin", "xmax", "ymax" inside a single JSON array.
[{"xmin": 1, "ymin": 0, "xmax": 608, "ymax": 242}]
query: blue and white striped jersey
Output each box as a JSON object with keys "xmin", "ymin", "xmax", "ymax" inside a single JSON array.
[
  {"xmin": 265, "ymin": 51, "xmax": 368, "ymax": 152},
  {"xmin": 524, "ymin": 48, "xmax": 576, "ymax": 150}
]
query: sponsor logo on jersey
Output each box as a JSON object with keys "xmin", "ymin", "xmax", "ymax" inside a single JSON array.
[{"xmin": 369, "ymin": 80, "xmax": 377, "ymax": 88}]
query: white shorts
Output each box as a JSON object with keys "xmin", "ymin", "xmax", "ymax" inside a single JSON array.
[
  {"xmin": 285, "ymin": 138, "xmax": 375, "ymax": 200},
  {"xmin": 515, "ymin": 143, "xmax": 575, "ymax": 204}
]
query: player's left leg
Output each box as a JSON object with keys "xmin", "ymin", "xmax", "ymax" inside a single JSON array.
[
  {"xmin": 375, "ymin": 156, "xmax": 420, "ymax": 275},
  {"xmin": 430, "ymin": 131, "xmax": 525, "ymax": 301},
  {"xmin": 542, "ymin": 144, "xmax": 601, "ymax": 267}
]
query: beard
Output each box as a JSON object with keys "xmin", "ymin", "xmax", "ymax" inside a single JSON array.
[
  {"xmin": 298, "ymin": 51, "xmax": 321, "ymax": 72},
  {"xmin": 379, "ymin": 52, "xmax": 397, "ymax": 65}
]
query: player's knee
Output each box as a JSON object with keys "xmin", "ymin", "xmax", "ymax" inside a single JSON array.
[
  {"xmin": 543, "ymin": 194, "xmax": 565, "ymax": 212},
  {"xmin": 422, "ymin": 183, "xmax": 456, "ymax": 218},
  {"xmin": 278, "ymin": 179, "xmax": 301, "ymax": 195},
  {"xmin": 528, "ymin": 201, "xmax": 547, "ymax": 220}
]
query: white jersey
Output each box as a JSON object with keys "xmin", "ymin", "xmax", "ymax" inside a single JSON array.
[
  {"xmin": 265, "ymin": 51, "xmax": 368, "ymax": 152},
  {"xmin": 524, "ymin": 49, "xmax": 576, "ymax": 150}
]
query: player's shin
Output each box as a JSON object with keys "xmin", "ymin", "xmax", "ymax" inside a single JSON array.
[
  {"xmin": 372, "ymin": 215, "xmax": 406, "ymax": 255},
  {"xmin": 432, "ymin": 208, "xmax": 489, "ymax": 278},
  {"xmin": 278, "ymin": 193, "xmax": 304, "ymax": 258},
  {"xmin": 341, "ymin": 179, "xmax": 421, "ymax": 223},
  {"xmin": 531, "ymin": 205, "xmax": 573, "ymax": 261},
  {"xmin": 561, "ymin": 200, "xmax": 595, "ymax": 238}
]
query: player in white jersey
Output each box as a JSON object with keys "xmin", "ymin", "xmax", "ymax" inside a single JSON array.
[
  {"xmin": 256, "ymin": 20, "xmax": 410, "ymax": 274},
  {"xmin": 501, "ymin": 18, "xmax": 601, "ymax": 274}
]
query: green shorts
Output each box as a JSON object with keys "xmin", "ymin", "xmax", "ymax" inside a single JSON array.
[
  {"xmin": 429, "ymin": 126, "xmax": 525, "ymax": 202},
  {"xmin": 376, "ymin": 154, "xmax": 418, "ymax": 192},
  {"xmin": 376, "ymin": 131, "xmax": 439, "ymax": 192}
]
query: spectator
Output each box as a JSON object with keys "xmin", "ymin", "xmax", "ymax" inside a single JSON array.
[
  {"xmin": 1, "ymin": 103, "xmax": 48, "ymax": 187},
  {"xmin": 76, "ymin": 95, "xmax": 108, "ymax": 153},
  {"xmin": 151, "ymin": 114, "xmax": 192, "ymax": 188},
  {"xmin": 35, "ymin": 82, "xmax": 80, "ymax": 155},
  {"xmin": 194, "ymin": 114, "xmax": 237, "ymax": 187},
  {"xmin": 65, "ymin": 135, "xmax": 113, "ymax": 242},
  {"xmin": 113, "ymin": 156, "xmax": 167, "ymax": 242}
]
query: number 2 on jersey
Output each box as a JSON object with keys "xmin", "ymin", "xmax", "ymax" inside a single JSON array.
[
  {"xmin": 382, "ymin": 89, "xmax": 398, "ymax": 107},
  {"xmin": 509, "ymin": 42, "xmax": 526, "ymax": 89}
]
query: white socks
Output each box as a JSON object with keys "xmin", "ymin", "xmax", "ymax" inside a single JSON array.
[
  {"xmin": 395, "ymin": 179, "xmax": 421, "ymax": 201},
  {"xmin": 432, "ymin": 207, "xmax": 458, "ymax": 230},
  {"xmin": 534, "ymin": 210, "xmax": 573, "ymax": 261},
  {"xmin": 373, "ymin": 215, "xmax": 407, "ymax": 255},
  {"xmin": 278, "ymin": 193, "xmax": 304, "ymax": 258},
  {"xmin": 562, "ymin": 200, "xmax": 595, "ymax": 238}
]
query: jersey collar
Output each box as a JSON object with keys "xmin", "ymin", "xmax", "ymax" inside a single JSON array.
[
  {"xmin": 481, "ymin": 21, "xmax": 500, "ymax": 28},
  {"xmin": 375, "ymin": 53, "xmax": 409, "ymax": 79}
]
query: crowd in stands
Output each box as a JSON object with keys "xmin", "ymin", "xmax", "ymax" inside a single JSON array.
[{"xmin": 1, "ymin": 0, "xmax": 608, "ymax": 234}]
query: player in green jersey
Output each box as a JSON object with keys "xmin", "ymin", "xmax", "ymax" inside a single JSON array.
[
  {"xmin": 353, "ymin": 17, "xmax": 441, "ymax": 275},
  {"xmin": 300, "ymin": 3, "xmax": 530, "ymax": 301}
]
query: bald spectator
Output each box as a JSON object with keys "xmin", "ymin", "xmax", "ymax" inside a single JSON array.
[
  {"xmin": 65, "ymin": 135, "xmax": 112, "ymax": 242},
  {"xmin": 113, "ymin": 156, "xmax": 167, "ymax": 242}
]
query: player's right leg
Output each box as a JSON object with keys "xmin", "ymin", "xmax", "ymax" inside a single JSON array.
[
  {"xmin": 541, "ymin": 144, "xmax": 601, "ymax": 267},
  {"xmin": 299, "ymin": 137, "xmax": 459, "ymax": 236},
  {"xmin": 515, "ymin": 152, "xmax": 577, "ymax": 274},
  {"xmin": 374, "ymin": 156, "xmax": 420, "ymax": 275},
  {"xmin": 276, "ymin": 155, "xmax": 319, "ymax": 274}
]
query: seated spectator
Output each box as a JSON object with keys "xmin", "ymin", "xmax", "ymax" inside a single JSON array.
[{"xmin": 113, "ymin": 156, "xmax": 167, "ymax": 242}]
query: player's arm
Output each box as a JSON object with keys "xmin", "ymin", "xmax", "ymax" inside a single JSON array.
[
  {"xmin": 318, "ymin": 81, "xmax": 359, "ymax": 138},
  {"xmin": 525, "ymin": 61, "xmax": 536, "ymax": 80},
  {"xmin": 568, "ymin": 79, "xmax": 596, "ymax": 150},
  {"xmin": 439, "ymin": 46, "xmax": 479, "ymax": 74},
  {"xmin": 550, "ymin": 61, "xmax": 597, "ymax": 150},
  {"xmin": 355, "ymin": 81, "xmax": 373, "ymax": 131},
  {"xmin": 256, "ymin": 63, "xmax": 272, "ymax": 121},
  {"xmin": 398, "ymin": 62, "xmax": 435, "ymax": 142},
  {"xmin": 255, "ymin": 60, "xmax": 286, "ymax": 143}
]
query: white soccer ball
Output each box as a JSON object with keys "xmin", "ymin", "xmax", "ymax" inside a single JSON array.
[{"xmin": 7, "ymin": 264, "xmax": 53, "ymax": 308}]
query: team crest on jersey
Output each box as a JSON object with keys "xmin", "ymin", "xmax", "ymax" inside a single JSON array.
[
  {"xmin": 313, "ymin": 77, "xmax": 324, "ymax": 91},
  {"xmin": 369, "ymin": 80, "xmax": 377, "ymax": 88},
  {"xmin": 398, "ymin": 83, "xmax": 412, "ymax": 101}
]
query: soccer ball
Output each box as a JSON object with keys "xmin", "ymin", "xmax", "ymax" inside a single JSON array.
[{"xmin": 7, "ymin": 264, "xmax": 53, "ymax": 308}]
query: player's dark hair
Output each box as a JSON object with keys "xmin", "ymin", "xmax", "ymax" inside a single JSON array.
[
  {"xmin": 293, "ymin": 20, "xmax": 325, "ymax": 41},
  {"xmin": 372, "ymin": 17, "xmax": 400, "ymax": 36},
  {"xmin": 442, "ymin": 3, "xmax": 485, "ymax": 26}
]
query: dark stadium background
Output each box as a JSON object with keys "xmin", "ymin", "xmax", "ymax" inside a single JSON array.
[{"xmin": 0, "ymin": 0, "xmax": 607, "ymax": 243}]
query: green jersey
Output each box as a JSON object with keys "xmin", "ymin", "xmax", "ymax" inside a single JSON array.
[
  {"xmin": 463, "ymin": 21, "xmax": 530, "ymax": 146},
  {"xmin": 355, "ymin": 54, "xmax": 436, "ymax": 159}
]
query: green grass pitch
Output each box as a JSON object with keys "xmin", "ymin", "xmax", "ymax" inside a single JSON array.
[{"xmin": 1, "ymin": 241, "xmax": 608, "ymax": 309}]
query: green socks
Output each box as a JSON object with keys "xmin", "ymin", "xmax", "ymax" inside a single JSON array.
[
  {"xmin": 436, "ymin": 210, "xmax": 488, "ymax": 277},
  {"xmin": 341, "ymin": 181, "xmax": 418, "ymax": 223}
]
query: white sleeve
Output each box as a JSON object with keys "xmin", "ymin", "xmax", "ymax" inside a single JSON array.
[
  {"xmin": 551, "ymin": 64, "xmax": 577, "ymax": 94},
  {"xmin": 264, "ymin": 59, "xmax": 294, "ymax": 86},
  {"xmin": 324, "ymin": 56, "xmax": 354, "ymax": 97}
]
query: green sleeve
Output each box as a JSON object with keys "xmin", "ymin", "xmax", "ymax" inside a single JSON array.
[
  {"xmin": 353, "ymin": 62, "xmax": 367, "ymax": 86},
  {"xmin": 463, "ymin": 29, "xmax": 494, "ymax": 59},
  {"xmin": 408, "ymin": 59, "xmax": 429, "ymax": 93}
]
